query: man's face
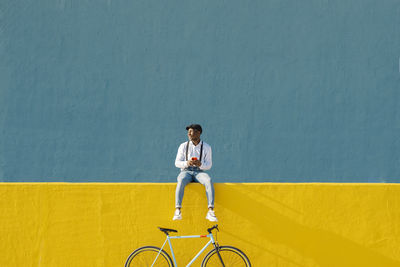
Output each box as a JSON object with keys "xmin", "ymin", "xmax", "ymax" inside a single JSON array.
[{"xmin": 188, "ymin": 128, "xmax": 201, "ymax": 141}]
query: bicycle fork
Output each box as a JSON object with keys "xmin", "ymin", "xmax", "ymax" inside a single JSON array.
[
  {"xmin": 207, "ymin": 233, "xmax": 225, "ymax": 267},
  {"xmin": 212, "ymin": 242, "xmax": 226, "ymax": 267}
]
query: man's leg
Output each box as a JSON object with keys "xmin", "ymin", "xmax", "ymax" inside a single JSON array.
[
  {"xmin": 175, "ymin": 171, "xmax": 193, "ymax": 208},
  {"xmin": 194, "ymin": 172, "xmax": 215, "ymax": 209}
]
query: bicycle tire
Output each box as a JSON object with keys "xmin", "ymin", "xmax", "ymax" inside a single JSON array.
[
  {"xmin": 201, "ymin": 246, "xmax": 251, "ymax": 267},
  {"xmin": 125, "ymin": 246, "xmax": 174, "ymax": 267}
]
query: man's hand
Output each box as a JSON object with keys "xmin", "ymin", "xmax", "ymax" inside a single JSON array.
[
  {"xmin": 193, "ymin": 160, "xmax": 201, "ymax": 167},
  {"xmin": 188, "ymin": 160, "xmax": 201, "ymax": 167}
]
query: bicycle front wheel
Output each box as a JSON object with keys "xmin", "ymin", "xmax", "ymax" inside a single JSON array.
[
  {"xmin": 125, "ymin": 246, "xmax": 174, "ymax": 267},
  {"xmin": 201, "ymin": 246, "xmax": 251, "ymax": 267}
]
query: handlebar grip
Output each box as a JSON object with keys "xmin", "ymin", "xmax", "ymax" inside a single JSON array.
[{"xmin": 207, "ymin": 225, "xmax": 219, "ymax": 233}]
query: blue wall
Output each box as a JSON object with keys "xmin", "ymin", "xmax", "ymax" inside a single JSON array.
[{"xmin": 1, "ymin": 0, "xmax": 399, "ymax": 182}]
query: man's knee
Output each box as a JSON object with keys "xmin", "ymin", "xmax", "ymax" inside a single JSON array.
[
  {"xmin": 177, "ymin": 172, "xmax": 192, "ymax": 184},
  {"xmin": 196, "ymin": 173, "xmax": 212, "ymax": 185}
]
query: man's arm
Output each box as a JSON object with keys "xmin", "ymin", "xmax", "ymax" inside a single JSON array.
[
  {"xmin": 175, "ymin": 143, "xmax": 188, "ymax": 169},
  {"xmin": 199, "ymin": 145, "xmax": 212, "ymax": 171}
]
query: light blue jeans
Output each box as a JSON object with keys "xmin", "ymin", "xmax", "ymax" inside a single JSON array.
[{"xmin": 175, "ymin": 167, "xmax": 215, "ymax": 209}]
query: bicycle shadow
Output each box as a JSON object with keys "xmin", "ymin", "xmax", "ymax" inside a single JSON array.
[{"xmin": 208, "ymin": 184, "xmax": 400, "ymax": 267}]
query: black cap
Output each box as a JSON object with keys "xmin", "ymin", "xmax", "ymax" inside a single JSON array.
[{"xmin": 186, "ymin": 124, "xmax": 202, "ymax": 133}]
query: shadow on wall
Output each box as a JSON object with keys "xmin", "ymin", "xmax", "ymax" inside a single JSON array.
[{"xmin": 192, "ymin": 184, "xmax": 399, "ymax": 267}]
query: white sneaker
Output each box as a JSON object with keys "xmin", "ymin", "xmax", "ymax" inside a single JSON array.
[
  {"xmin": 172, "ymin": 209, "xmax": 182, "ymax": 220},
  {"xmin": 206, "ymin": 210, "xmax": 218, "ymax": 222}
]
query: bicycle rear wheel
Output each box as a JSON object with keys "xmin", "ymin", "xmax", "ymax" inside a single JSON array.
[
  {"xmin": 201, "ymin": 246, "xmax": 251, "ymax": 267},
  {"xmin": 125, "ymin": 246, "xmax": 174, "ymax": 267}
]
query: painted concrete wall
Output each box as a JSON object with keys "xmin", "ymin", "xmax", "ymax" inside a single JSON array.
[
  {"xmin": 2, "ymin": 3, "xmax": 399, "ymax": 266},
  {"xmin": 1, "ymin": 1, "xmax": 399, "ymax": 182},
  {"xmin": 1, "ymin": 183, "xmax": 399, "ymax": 266}
]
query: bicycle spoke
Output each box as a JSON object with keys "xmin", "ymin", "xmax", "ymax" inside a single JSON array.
[
  {"xmin": 135, "ymin": 251, "xmax": 166, "ymax": 266},
  {"xmin": 203, "ymin": 247, "xmax": 250, "ymax": 267},
  {"xmin": 209, "ymin": 251, "xmax": 245, "ymax": 265},
  {"xmin": 125, "ymin": 247, "xmax": 173, "ymax": 267}
]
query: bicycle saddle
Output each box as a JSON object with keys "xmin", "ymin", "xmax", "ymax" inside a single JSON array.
[{"xmin": 158, "ymin": 227, "xmax": 178, "ymax": 235}]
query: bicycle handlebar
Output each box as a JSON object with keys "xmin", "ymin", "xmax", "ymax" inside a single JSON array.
[{"xmin": 207, "ymin": 225, "xmax": 219, "ymax": 234}]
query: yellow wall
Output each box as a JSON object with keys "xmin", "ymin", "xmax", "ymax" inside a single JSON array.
[{"xmin": 0, "ymin": 183, "xmax": 399, "ymax": 266}]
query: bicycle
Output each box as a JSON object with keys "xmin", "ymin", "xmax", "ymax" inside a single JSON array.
[{"xmin": 124, "ymin": 225, "xmax": 251, "ymax": 267}]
